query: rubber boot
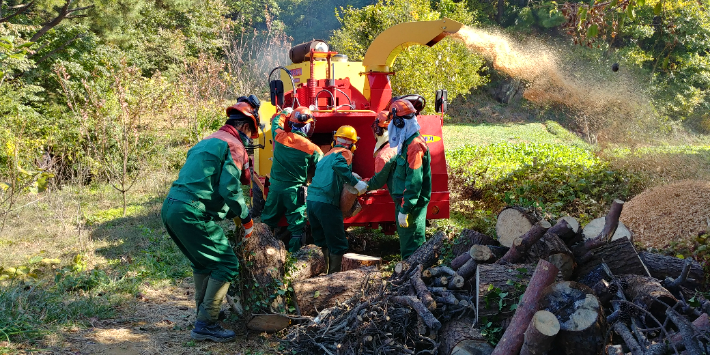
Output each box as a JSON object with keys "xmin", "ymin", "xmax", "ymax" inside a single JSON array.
[
  {"xmin": 321, "ymin": 247, "xmax": 329, "ymax": 274},
  {"xmin": 191, "ymin": 278, "xmax": 236, "ymax": 342},
  {"xmin": 328, "ymin": 252, "xmax": 343, "ymax": 274},
  {"xmin": 193, "ymin": 273, "xmax": 210, "ymax": 316},
  {"xmin": 288, "ymin": 235, "xmax": 303, "ymax": 253}
]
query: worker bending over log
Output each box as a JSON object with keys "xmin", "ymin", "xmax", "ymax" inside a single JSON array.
[
  {"xmin": 261, "ymin": 107, "xmax": 322, "ymax": 253},
  {"xmin": 161, "ymin": 95, "xmax": 261, "ymax": 342},
  {"xmin": 367, "ymin": 99, "xmax": 432, "ymax": 259},
  {"xmin": 306, "ymin": 125, "xmax": 368, "ymax": 273}
]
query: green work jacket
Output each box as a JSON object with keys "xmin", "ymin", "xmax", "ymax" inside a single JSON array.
[
  {"xmin": 166, "ymin": 125, "xmax": 250, "ymax": 221},
  {"xmin": 269, "ymin": 112, "xmax": 322, "ymax": 186},
  {"xmin": 306, "ymin": 145, "xmax": 360, "ymax": 207},
  {"xmin": 368, "ymin": 132, "xmax": 432, "ymax": 214}
]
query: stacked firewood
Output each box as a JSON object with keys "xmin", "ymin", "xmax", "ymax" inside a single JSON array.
[{"xmin": 280, "ymin": 199, "xmax": 710, "ymax": 354}]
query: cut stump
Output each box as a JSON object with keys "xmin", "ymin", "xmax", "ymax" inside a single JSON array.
[
  {"xmin": 341, "ymin": 253, "xmax": 381, "ymax": 272},
  {"xmin": 496, "ymin": 207, "xmax": 537, "ymax": 248}
]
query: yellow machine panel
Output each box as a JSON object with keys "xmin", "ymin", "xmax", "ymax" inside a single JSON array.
[
  {"xmin": 254, "ymin": 102, "xmax": 277, "ymax": 177},
  {"xmin": 281, "ymin": 61, "xmax": 366, "ymax": 96}
]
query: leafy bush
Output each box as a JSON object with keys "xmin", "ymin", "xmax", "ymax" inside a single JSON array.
[
  {"xmin": 330, "ymin": 0, "xmax": 489, "ymax": 112},
  {"xmin": 448, "ymin": 142, "xmax": 646, "ymax": 223}
]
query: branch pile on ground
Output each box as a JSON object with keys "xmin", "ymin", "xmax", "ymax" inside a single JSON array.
[{"xmin": 277, "ymin": 197, "xmax": 710, "ymax": 354}]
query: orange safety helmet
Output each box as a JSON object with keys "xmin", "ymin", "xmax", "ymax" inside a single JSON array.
[
  {"xmin": 289, "ymin": 107, "xmax": 315, "ymax": 124},
  {"xmin": 226, "ymin": 102, "xmax": 259, "ymax": 139},
  {"xmin": 372, "ymin": 110, "xmax": 390, "ymax": 137},
  {"xmin": 390, "ymin": 99, "xmax": 416, "ymax": 117}
]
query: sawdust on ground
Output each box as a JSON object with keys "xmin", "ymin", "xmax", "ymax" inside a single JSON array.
[
  {"xmin": 37, "ymin": 278, "xmax": 279, "ymax": 355},
  {"xmin": 620, "ymin": 180, "xmax": 710, "ymax": 249}
]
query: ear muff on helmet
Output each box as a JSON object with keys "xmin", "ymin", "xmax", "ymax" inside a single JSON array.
[
  {"xmin": 293, "ymin": 111, "xmax": 313, "ymax": 122},
  {"xmin": 391, "ymin": 107, "xmax": 405, "ymax": 128}
]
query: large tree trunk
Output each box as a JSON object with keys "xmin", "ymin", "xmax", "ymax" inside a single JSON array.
[
  {"xmin": 639, "ymin": 252, "xmax": 704, "ymax": 289},
  {"xmin": 475, "ymin": 263, "xmax": 535, "ymax": 322},
  {"xmin": 492, "ymin": 260, "xmax": 560, "ymax": 355},
  {"xmin": 439, "ymin": 316, "xmax": 494, "ymax": 355},
  {"xmin": 341, "ymin": 253, "xmax": 381, "ymax": 272},
  {"xmin": 496, "ymin": 207, "xmax": 537, "ymax": 248},
  {"xmin": 289, "ymin": 244, "xmax": 326, "ymax": 281},
  {"xmin": 538, "ymin": 282, "xmax": 606, "ymax": 355},
  {"xmin": 240, "ymin": 223, "xmax": 287, "ymax": 313},
  {"xmin": 574, "ymin": 237, "xmax": 650, "ymax": 281},
  {"xmin": 292, "ymin": 268, "xmax": 383, "ymax": 316},
  {"xmin": 453, "ymin": 229, "xmax": 499, "ymax": 256}
]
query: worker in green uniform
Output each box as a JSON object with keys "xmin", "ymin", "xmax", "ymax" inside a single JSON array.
[
  {"xmin": 261, "ymin": 106, "xmax": 322, "ymax": 253},
  {"xmin": 306, "ymin": 126, "xmax": 368, "ymax": 273},
  {"xmin": 161, "ymin": 95, "xmax": 260, "ymax": 342},
  {"xmin": 367, "ymin": 99, "xmax": 432, "ymax": 259}
]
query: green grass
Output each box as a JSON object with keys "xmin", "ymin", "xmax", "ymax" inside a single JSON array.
[{"xmin": 443, "ymin": 120, "xmax": 590, "ymax": 151}]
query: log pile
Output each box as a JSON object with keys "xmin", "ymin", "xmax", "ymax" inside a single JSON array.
[{"xmin": 278, "ymin": 200, "xmax": 710, "ymax": 354}]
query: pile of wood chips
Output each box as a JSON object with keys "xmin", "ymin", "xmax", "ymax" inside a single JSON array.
[
  {"xmin": 278, "ymin": 200, "xmax": 710, "ymax": 355},
  {"xmin": 621, "ymin": 180, "xmax": 710, "ymax": 249}
]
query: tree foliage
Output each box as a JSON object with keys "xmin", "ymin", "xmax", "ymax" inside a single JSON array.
[{"xmin": 330, "ymin": 0, "xmax": 488, "ymax": 113}]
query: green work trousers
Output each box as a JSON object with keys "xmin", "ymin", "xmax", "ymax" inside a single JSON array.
[
  {"xmin": 161, "ymin": 198, "xmax": 239, "ymax": 282},
  {"xmin": 307, "ymin": 200, "xmax": 348, "ymax": 255},
  {"xmin": 396, "ymin": 202, "xmax": 428, "ymax": 259},
  {"xmin": 261, "ymin": 183, "xmax": 306, "ymax": 235}
]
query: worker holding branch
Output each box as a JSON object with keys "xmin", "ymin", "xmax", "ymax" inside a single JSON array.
[
  {"xmin": 261, "ymin": 106, "xmax": 322, "ymax": 253},
  {"xmin": 306, "ymin": 126, "xmax": 368, "ymax": 273},
  {"xmin": 367, "ymin": 99, "xmax": 432, "ymax": 259},
  {"xmin": 161, "ymin": 96, "xmax": 260, "ymax": 342}
]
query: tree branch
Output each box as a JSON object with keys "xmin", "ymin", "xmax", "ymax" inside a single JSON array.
[
  {"xmin": 29, "ymin": 1, "xmax": 94, "ymax": 42},
  {"xmin": 0, "ymin": 1, "xmax": 36, "ymax": 23},
  {"xmin": 33, "ymin": 33, "xmax": 84, "ymax": 63}
]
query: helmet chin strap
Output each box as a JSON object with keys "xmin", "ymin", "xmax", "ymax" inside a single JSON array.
[{"xmin": 374, "ymin": 131, "xmax": 389, "ymax": 155}]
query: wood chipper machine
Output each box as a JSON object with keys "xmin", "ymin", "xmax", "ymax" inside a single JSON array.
[{"xmin": 253, "ymin": 17, "xmax": 464, "ymax": 234}]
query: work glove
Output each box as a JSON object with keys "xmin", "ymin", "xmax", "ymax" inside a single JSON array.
[
  {"xmin": 398, "ymin": 212, "xmax": 409, "ymax": 228},
  {"xmin": 242, "ymin": 213, "xmax": 254, "ymax": 238},
  {"xmin": 354, "ymin": 180, "xmax": 368, "ymax": 196},
  {"xmin": 282, "ymin": 107, "xmax": 293, "ymax": 116},
  {"xmin": 352, "ymin": 172, "xmax": 362, "ymax": 180}
]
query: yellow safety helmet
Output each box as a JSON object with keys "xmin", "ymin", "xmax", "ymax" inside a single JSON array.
[{"xmin": 333, "ymin": 125, "xmax": 359, "ymax": 151}]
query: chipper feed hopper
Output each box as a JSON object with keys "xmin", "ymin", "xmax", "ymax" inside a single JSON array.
[{"xmin": 254, "ymin": 17, "xmax": 463, "ymax": 234}]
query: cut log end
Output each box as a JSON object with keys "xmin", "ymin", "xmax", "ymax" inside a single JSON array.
[
  {"xmin": 341, "ymin": 253, "xmax": 381, "ymax": 272},
  {"xmin": 496, "ymin": 207, "xmax": 537, "ymax": 248}
]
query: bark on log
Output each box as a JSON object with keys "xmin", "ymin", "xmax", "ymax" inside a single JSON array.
[
  {"xmin": 340, "ymin": 253, "xmax": 381, "ymax": 272},
  {"xmin": 574, "ymin": 237, "xmax": 650, "ymax": 281},
  {"xmin": 439, "ymin": 316, "xmax": 494, "ymax": 355},
  {"xmin": 587, "ymin": 199, "xmax": 626, "ymax": 244},
  {"xmin": 538, "ymin": 281, "xmax": 606, "ymax": 355},
  {"xmin": 458, "ymin": 259, "xmax": 478, "ymax": 281},
  {"xmin": 411, "ymin": 265, "xmax": 437, "ymax": 310},
  {"xmin": 448, "ymin": 274, "xmax": 465, "ymax": 289},
  {"xmin": 520, "ymin": 310, "xmax": 560, "ymax": 355},
  {"xmin": 617, "ymin": 274, "xmax": 677, "ymax": 320},
  {"xmin": 671, "ymin": 313, "xmax": 710, "ymax": 346},
  {"xmin": 496, "ymin": 207, "xmax": 537, "ymax": 248},
  {"xmin": 497, "ymin": 220, "xmax": 552, "ymax": 264},
  {"xmin": 405, "ymin": 231, "xmax": 449, "ymax": 271},
  {"xmin": 639, "ymin": 252, "xmax": 704, "ymax": 289},
  {"xmin": 451, "ymin": 252, "xmax": 471, "ymax": 271},
  {"xmin": 489, "ymin": 246, "xmax": 510, "ymax": 259},
  {"xmin": 666, "ymin": 308, "xmax": 705, "ymax": 355},
  {"xmin": 453, "ymin": 229, "xmax": 499, "ymax": 257},
  {"xmin": 475, "ymin": 263, "xmax": 535, "ymax": 323},
  {"xmin": 424, "ymin": 266, "xmax": 456, "ymax": 278},
  {"xmin": 240, "ymin": 223, "xmax": 287, "ymax": 313},
  {"xmin": 613, "ymin": 322, "xmax": 643, "ymax": 355},
  {"xmin": 492, "ymin": 260, "xmax": 560, "ymax": 355},
  {"xmin": 524, "ymin": 222, "xmax": 575, "ymax": 280},
  {"xmin": 390, "ymin": 295, "xmax": 441, "ymax": 330},
  {"xmin": 292, "ymin": 268, "xmax": 383, "ymax": 316},
  {"xmin": 289, "ymin": 244, "xmax": 326, "ymax": 281}
]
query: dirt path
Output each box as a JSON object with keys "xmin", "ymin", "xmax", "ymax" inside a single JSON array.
[{"xmin": 51, "ymin": 278, "xmax": 279, "ymax": 355}]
